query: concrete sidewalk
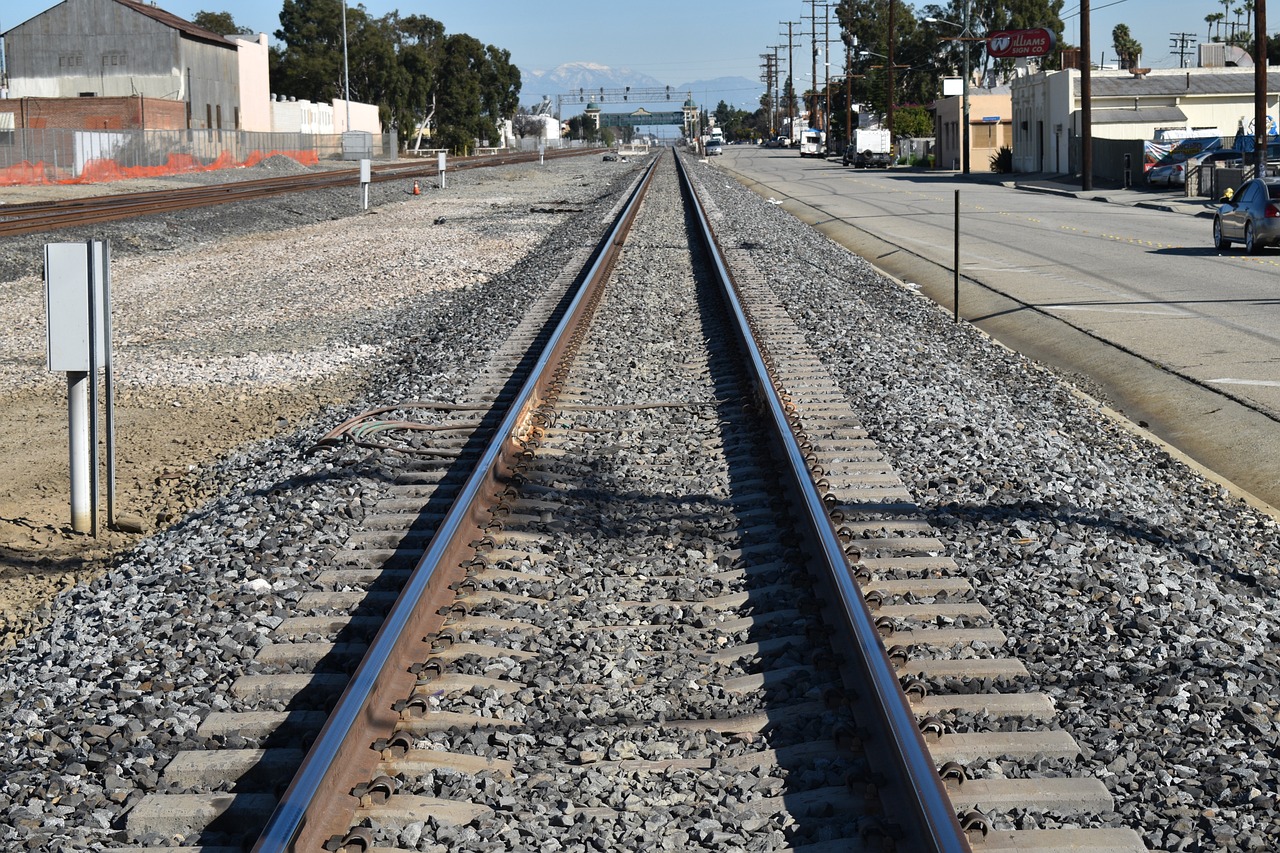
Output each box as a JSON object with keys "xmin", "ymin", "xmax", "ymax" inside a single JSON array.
[{"xmin": 1003, "ymin": 172, "xmax": 1217, "ymax": 218}]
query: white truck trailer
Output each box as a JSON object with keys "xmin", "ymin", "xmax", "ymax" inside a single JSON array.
[
  {"xmin": 798, "ymin": 128, "xmax": 826, "ymax": 157},
  {"xmin": 845, "ymin": 128, "xmax": 892, "ymax": 168}
]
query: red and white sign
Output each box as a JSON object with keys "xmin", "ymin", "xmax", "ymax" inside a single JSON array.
[{"xmin": 987, "ymin": 28, "xmax": 1055, "ymax": 59}]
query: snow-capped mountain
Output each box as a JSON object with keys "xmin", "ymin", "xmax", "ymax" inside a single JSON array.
[{"xmin": 521, "ymin": 62, "xmax": 666, "ymax": 97}]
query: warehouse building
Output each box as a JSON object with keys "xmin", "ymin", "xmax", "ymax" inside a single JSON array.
[{"xmin": 2, "ymin": 0, "xmax": 241, "ymax": 130}]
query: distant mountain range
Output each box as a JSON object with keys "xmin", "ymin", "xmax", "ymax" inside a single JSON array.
[{"xmin": 520, "ymin": 62, "xmax": 764, "ymax": 114}]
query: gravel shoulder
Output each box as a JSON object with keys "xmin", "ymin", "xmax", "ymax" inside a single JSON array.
[{"xmin": 0, "ymin": 153, "xmax": 631, "ymax": 644}]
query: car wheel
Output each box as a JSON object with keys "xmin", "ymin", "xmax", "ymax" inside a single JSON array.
[
  {"xmin": 1214, "ymin": 217, "xmax": 1231, "ymax": 250},
  {"xmin": 1245, "ymin": 221, "xmax": 1257, "ymax": 254}
]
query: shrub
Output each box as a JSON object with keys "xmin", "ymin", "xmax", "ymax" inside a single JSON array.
[{"xmin": 990, "ymin": 146, "xmax": 1013, "ymax": 173}]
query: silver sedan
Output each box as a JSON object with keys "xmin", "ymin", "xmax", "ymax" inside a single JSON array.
[{"xmin": 1214, "ymin": 177, "xmax": 1280, "ymax": 253}]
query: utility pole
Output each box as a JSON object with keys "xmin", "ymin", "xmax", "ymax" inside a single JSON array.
[
  {"xmin": 771, "ymin": 45, "xmax": 784, "ymax": 136},
  {"xmin": 1169, "ymin": 31, "xmax": 1195, "ymax": 68},
  {"xmin": 843, "ymin": 33, "xmax": 855, "ymax": 146},
  {"xmin": 1255, "ymin": 0, "xmax": 1267, "ymax": 173},
  {"xmin": 962, "ymin": 0, "xmax": 971, "ymax": 173},
  {"xmin": 809, "ymin": 0, "xmax": 819, "ymax": 132},
  {"xmin": 783, "ymin": 21, "xmax": 798, "ymax": 135},
  {"xmin": 824, "ymin": 3, "xmax": 832, "ymax": 151},
  {"xmin": 887, "ymin": 0, "xmax": 896, "ymax": 142},
  {"xmin": 1081, "ymin": 0, "xmax": 1092, "ymax": 190}
]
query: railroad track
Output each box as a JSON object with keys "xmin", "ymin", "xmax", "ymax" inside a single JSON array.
[
  {"xmin": 106, "ymin": 150, "xmax": 1146, "ymax": 851},
  {"xmin": 0, "ymin": 147, "xmax": 601, "ymax": 237}
]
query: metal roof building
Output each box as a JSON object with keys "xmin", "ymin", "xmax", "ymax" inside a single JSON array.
[{"xmin": 3, "ymin": 0, "xmax": 242, "ymax": 130}]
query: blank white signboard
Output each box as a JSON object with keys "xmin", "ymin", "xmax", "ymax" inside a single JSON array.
[{"xmin": 45, "ymin": 242, "xmax": 107, "ymax": 372}]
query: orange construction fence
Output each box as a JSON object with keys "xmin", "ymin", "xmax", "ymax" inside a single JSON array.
[{"xmin": 0, "ymin": 149, "xmax": 321, "ymax": 187}]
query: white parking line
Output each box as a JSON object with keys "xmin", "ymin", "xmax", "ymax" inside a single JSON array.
[
  {"xmin": 1207, "ymin": 378, "xmax": 1280, "ymax": 387},
  {"xmin": 1042, "ymin": 305, "xmax": 1187, "ymax": 316}
]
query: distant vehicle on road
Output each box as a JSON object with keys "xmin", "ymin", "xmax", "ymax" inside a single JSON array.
[
  {"xmin": 842, "ymin": 129, "xmax": 892, "ymax": 168},
  {"xmin": 706, "ymin": 141, "xmax": 723, "ymax": 156},
  {"xmin": 798, "ymin": 129, "xmax": 826, "ymax": 157},
  {"xmin": 1213, "ymin": 177, "xmax": 1280, "ymax": 253}
]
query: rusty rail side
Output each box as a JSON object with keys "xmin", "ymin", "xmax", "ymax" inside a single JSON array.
[
  {"xmin": 674, "ymin": 151, "xmax": 972, "ymax": 853},
  {"xmin": 0, "ymin": 147, "xmax": 607, "ymax": 237},
  {"xmin": 249, "ymin": 151, "xmax": 663, "ymax": 853}
]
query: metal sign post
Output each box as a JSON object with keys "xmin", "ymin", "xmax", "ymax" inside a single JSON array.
[
  {"xmin": 45, "ymin": 240, "xmax": 115, "ymax": 535},
  {"xmin": 359, "ymin": 158, "xmax": 371, "ymax": 210},
  {"xmin": 954, "ymin": 190, "xmax": 960, "ymax": 323},
  {"xmin": 438, "ymin": 151, "xmax": 447, "ymax": 188}
]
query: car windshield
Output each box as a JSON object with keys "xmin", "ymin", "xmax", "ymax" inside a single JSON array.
[{"xmin": 1268, "ymin": 183, "xmax": 1280, "ymax": 200}]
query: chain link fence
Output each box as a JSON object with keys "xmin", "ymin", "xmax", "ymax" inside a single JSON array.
[{"xmin": 0, "ymin": 128, "xmax": 400, "ymax": 185}]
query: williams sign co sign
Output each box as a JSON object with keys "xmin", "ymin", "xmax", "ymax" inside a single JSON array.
[{"xmin": 986, "ymin": 28, "xmax": 1055, "ymax": 58}]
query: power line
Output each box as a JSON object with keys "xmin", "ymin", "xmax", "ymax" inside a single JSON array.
[{"xmin": 1169, "ymin": 31, "xmax": 1196, "ymax": 67}]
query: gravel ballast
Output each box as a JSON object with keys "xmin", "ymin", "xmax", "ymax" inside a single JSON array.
[{"xmin": 0, "ymin": 148, "xmax": 1276, "ymax": 850}]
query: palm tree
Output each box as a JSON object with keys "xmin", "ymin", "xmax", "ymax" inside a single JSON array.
[
  {"xmin": 1206, "ymin": 12, "xmax": 1225, "ymax": 41},
  {"xmin": 1112, "ymin": 23, "xmax": 1142, "ymax": 69},
  {"xmin": 1236, "ymin": 0, "xmax": 1255, "ymax": 45},
  {"xmin": 1220, "ymin": 0, "xmax": 1235, "ymax": 41}
]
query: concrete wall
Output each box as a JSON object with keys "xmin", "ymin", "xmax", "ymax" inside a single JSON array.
[
  {"xmin": 271, "ymin": 97, "xmax": 334, "ymax": 135},
  {"xmin": 333, "ymin": 98, "xmax": 381, "ymax": 134},
  {"xmin": 271, "ymin": 97, "xmax": 382, "ymax": 135},
  {"xmin": 232, "ymin": 33, "xmax": 271, "ymax": 132}
]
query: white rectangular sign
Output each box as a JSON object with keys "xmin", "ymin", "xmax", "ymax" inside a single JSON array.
[{"xmin": 46, "ymin": 242, "xmax": 108, "ymax": 372}]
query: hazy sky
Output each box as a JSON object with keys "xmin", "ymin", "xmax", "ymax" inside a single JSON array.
[{"xmin": 0, "ymin": 0, "xmax": 1252, "ymax": 85}]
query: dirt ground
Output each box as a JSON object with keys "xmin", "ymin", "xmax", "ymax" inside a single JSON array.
[
  {"xmin": 0, "ymin": 173, "xmax": 365, "ymax": 643},
  {"xmin": 0, "ymin": 378, "xmax": 360, "ymax": 642}
]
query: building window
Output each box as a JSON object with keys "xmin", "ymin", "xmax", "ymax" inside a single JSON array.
[{"xmin": 60, "ymin": 53, "xmax": 84, "ymax": 67}]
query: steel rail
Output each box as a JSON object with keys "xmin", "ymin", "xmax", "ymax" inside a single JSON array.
[
  {"xmin": 0, "ymin": 147, "xmax": 603, "ymax": 237},
  {"xmin": 250, "ymin": 151, "xmax": 662, "ymax": 852},
  {"xmin": 673, "ymin": 152, "xmax": 972, "ymax": 852}
]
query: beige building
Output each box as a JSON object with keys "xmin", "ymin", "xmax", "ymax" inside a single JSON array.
[
  {"xmin": 231, "ymin": 33, "xmax": 271, "ymax": 132},
  {"xmin": 1010, "ymin": 66, "xmax": 1280, "ymax": 175},
  {"xmin": 931, "ymin": 89, "xmax": 1012, "ymax": 172}
]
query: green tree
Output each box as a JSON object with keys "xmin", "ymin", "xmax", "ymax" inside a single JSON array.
[
  {"xmin": 273, "ymin": 0, "xmax": 348, "ymax": 103},
  {"xmin": 193, "ymin": 10, "xmax": 252, "ymax": 35},
  {"xmin": 383, "ymin": 14, "xmax": 445, "ymax": 137},
  {"xmin": 892, "ymin": 104, "xmax": 933, "ymax": 138},
  {"xmin": 272, "ymin": 4, "xmax": 520, "ymax": 146},
  {"xmin": 1206, "ymin": 12, "xmax": 1225, "ymax": 41},
  {"xmin": 1111, "ymin": 23, "xmax": 1142, "ymax": 68}
]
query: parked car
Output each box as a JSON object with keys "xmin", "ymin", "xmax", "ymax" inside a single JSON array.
[
  {"xmin": 1162, "ymin": 149, "xmax": 1243, "ymax": 186},
  {"xmin": 1213, "ymin": 177, "xmax": 1280, "ymax": 252}
]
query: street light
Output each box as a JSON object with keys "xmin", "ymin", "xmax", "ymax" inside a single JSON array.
[{"xmin": 926, "ymin": 7, "xmax": 973, "ymax": 174}]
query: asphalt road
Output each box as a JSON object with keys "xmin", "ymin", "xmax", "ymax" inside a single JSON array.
[{"xmin": 713, "ymin": 145, "xmax": 1280, "ymax": 512}]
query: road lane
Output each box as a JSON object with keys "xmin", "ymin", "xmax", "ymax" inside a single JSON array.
[{"xmin": 714, "ymin": 145, "xmax": 1280, "ymax": 509}]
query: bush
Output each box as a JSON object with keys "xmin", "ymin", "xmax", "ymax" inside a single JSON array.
[{"xmin": 990, "ymin": 146, "xmax": 1013, "ymax": 173}]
